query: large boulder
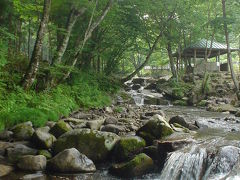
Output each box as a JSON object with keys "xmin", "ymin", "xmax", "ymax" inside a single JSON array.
[
  {"xmin": 17, "ymin": 155, "xmax": 47, "ymax": 171},
  {"xmin": 109, "ymin": 153, "xmax": 154, "ymax": 178},
  {"xmin": 32, "ymin": 129, "xmax": 56, "ymax": 149},
  {"xmin": 6, "ymin": 144, "xmax": 38, "ymax": 163},
  {"xmin": 47, "ymin": 148, "xmax": 96, "ymax": 173},
  {"xmin": 49, "ymin": 120, "xmax": 72, "ymax": 138},
  {"xmin": 0, "ymin": 164, "xmax": 14, "ymax": 177},
  {"xmin": 53, "ymin": 129, "xmax": 119, "ymax": 162},
  {"xmin": 132, "ymin": 78, "xmax": 146, "ymax": 86},
  {"xmin": 11, "ymin": 122, "xmax": 34, "ymax": 141},
  {"xmin": 136, "ymin": 115, "xmax": 174, "ymax": 145},
  {"xmin": 113, "ymin": 136, "xmax": 146, "ymax": 161}
]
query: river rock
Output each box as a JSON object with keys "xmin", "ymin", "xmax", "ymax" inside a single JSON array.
[
  {"xmin": 101, "ymin": 124, "xmax": 125, "ymax": 135},
  {"xmin": 53, "ymin": 129, "xmax": 119, "ymax": 162},
  {"xmin": 104, "ymin": 117, "xmax": 118, "ymax": 125},
  {"xmin": 86, "ymin": 119, "xmax": 105, "ymax": 130},
  {"xmin": 136, "ymin": 114, "xmax": 174, "ymax": 145},
  {"xmin": 22, "ymin": 172, "xmax": 46, "ymax": 180},
  {"xmin": 207, "ymin": 104, "xmax": 238, "ymax": 113},
  {"xmin": 132, "ymin": 78, "xmax": 146, "ymax": 86},
  {"xmin": 32, "ymin": 129, "xmax": 56, "ymax": 149},
  {"xmin": 113, "ymin": 136, "xmax": 146, "ymax": 161},
  {"xmin": 49, "ymin": 120, "xmax": 72, "ymax": 138},
  {"xmin": 169, "ymin": 115, "xmax": 189, "ymax": 129},
  {"xmin": 132, "ymin": 84, "xmax": 141, "ymax": 90},
  {"xmin": 109, "ymin": 153, "xmax": 154, "ymax": 178},
  {"xmin": 45, "ymin": 121, "xmax": 56, "ymax": 128},
  {"xmin": 11, "ymin": 122, "xmax": 34, "ymax": 141},
  {"xmin": 0, "ymin": 131, "xmax": 13, "ymax": 141},
  {"xmin": 6, "ymin": 144, "xmax": 38, "ymax": 163},
  {"xmin": 17, "ymin": 155, "xmax": 47, "ymax": 171},
  {"xmin": 47, "ymin": 148, "xmax": 96, "ymax": 173},
  {"xmin": 0, "ymin": 164, "xmax": 14, "ymax": 177}
]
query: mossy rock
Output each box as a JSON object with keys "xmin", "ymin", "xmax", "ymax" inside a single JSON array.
[
  {"xmin": 110, "ymin": 153, "xmax": 154, "ymax": 178},
  {"xmin": 11, "ymin": 122, "xmax": 34, "ymax": 141},
  {"xmin": 53, "ymin": 129, "xmax": 119, "ymax": 162},
  {"xmin": 113, "ymin": 136, "xmax": 146, "ymax": 161},
  {"xmin": 32, "ymin": 129, "xmax": 56, "ymax": 149},
  {"xmin": 136, "ymin": 115, "xmax": 174, "ymax": 145},
  {"xmin": 49, "ymin": 120, "xmax": 72, "ymax": 138},
  {"xmin": 173, "ymin": 100, "xmax": 188, "ymax": 106},
  {"xmin": 197, "ymin": 100, "xmax": 208, "ymax": 107},
  {"xmin": 38, "ymin": 150, "xmax": 52, "ymax": 159}
]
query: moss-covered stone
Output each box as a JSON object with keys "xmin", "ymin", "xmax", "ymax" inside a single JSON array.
[
  {"xmin": 53, "ymin": 129, "xmax": 119, "ymax": 162},
  {"xmin": 197, "ymin": 100, "xmax": 208, "ymax": 107},
  {"xmin": 38, "ymin": 150, "xmax": 52, "ymax": 159},
  {"xmin": 110, "ymin": 153, "xmax": 154, "ymax": 178},
  {"xmin": 32, "ymin": 129, "xmax": 56, "ymax": 149},
  {"xmin": 136, "ymin": 115, "xmax": 174, "ymax": 145},
  {"xmin": 11, "ymin": 122, "xmax": 34, "ymax": 140},
  {"xmin": 49, "ymin": 120, "xmax": 72, "ymax": 138},
  {"xmin": 173, "ymin": 100, "xmax": 188, "ymax": 106},
  {"xmin": 113, "ymin": 136, "xmax": 146, "ymax": 161}
]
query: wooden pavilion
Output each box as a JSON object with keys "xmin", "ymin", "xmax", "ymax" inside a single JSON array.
[{"xmin": 173, "ymin": 39, "xmax": 240, "ymax": 73}]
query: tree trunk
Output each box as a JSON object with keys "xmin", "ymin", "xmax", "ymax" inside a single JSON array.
[
  {"xmin": 21, "ymin": 0, "xmax": 51, "ymax": 90},
  {"xmin": 60, "ymin": 0, "xmax": 113, "ymax": 82},
  {"xmin": 28, "ymin": 18, "xmax": 31, "ymax": 61},
  {"xmin": 121, "ymin": 32, "xmax": 162, "ymax": 83},
  {"xmin": 167, "ymin": 42, "xmax": 177, "ymax": 80},
  {"xmin": 222, "ymin": 0, "xmax": 239, "ymax": 95},
  {"xmin": 51, "ymin": 7, "xmax": 86, "ymax": 65}
]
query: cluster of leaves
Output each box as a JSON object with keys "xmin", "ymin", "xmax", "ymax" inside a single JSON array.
[{"xmin": 0, "ymin": 72, "xmax": 119, "ymax": 130}]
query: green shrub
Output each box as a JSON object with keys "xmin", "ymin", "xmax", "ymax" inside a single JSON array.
[{"xmin": 0, "ymin": 72, "xmax": 119, "ymax": 130}]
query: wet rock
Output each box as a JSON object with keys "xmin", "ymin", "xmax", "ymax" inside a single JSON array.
[
  {"xmin": 157, "ymin": 139, "xmax": 193, "ymax": 164},
  {"xmin": 0, "ymin": 131, "xmax": 13, "ymax": 141},
  {"xmin": 11, "ymin": 122, "xmax": 34, "ymax": 141},
  {"xmin": 17, "ymin": 155, "xmax": 47, "ymax": 171},
  {"xmin": 169, "ymin": 115, "xmax": 189, "ymax": 129},
  {"xmin": 195, "ymin": 120, "xmax": 208, "ymax": 129},
  {"xmin": 104, "ymin": 117, "xmax": 118, "ymax": 125},
  {"xmin": 32, "ymin": 129, "xmax": 56, "ymax": 149},
  {"xmin": 109, "ymin": 153, "xmax": 154, "ymax": 178},
  {"xmin": 136, "ymin": 115, "xmax": 174, "ymax": 145},
  {"xmin": 132, "ymin": 78, "xmax": 146, "ymax": 86},
  {"xmin": 36, "ymin": 126, "xmax": 50, "ymax": 133},
  {"xmin": 113, "ymin": 136, "xmax": 146, "ymax": 161},
  {"xmin": 206, "ymin": 146, "xmax": 240, "ymax": 176},
  {"xmin": 53, "ymin": 129, "xmax": 119, "ymax": 162},
  {"xmin": 86, "ymin": 119, "xmax": 105, "ymax": 130},
  {"xmin": 49, "ymin": 120, "xmax": 72, "ymax": 138},
  {"xmin": 47, "ymin": 148, "xmax": 96, "ymax": 173},
  {"xmin": 142, "ymin": 146, "xmax": 158, "ymax": 160},
  {"xmin": 0, "ymin": 141, "xmax": 13, "ymax": 156},
  {"xmin": 145, "ymin": 83, "xmax": 157, "ymax": 90},
  {"xmin": 0, "ymin": 164, "xmax": 14, "ymax": 177},
  {"xmin": 170, "ymin": 123, "xmax": 190, "ymax": 133},
  {"xmin": 101, "ymin": 124, "xmax": 125, "ymax": 135},
  {"xmin": 6, "ymin": 144, "xmax": 38, "ymax": 163},
  {"xmin": 132, "ymin": 84, "xmax": 141, "ymax": 90}
]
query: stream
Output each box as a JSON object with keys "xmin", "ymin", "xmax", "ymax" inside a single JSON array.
[{"xmin": 4, "ymin": 83, "xmax": 240, "ymax": 180}]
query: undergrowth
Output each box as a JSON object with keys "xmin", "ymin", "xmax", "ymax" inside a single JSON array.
[{"xmin": 0, "ymin": 72, "xmax": 119, "ymax": 130}]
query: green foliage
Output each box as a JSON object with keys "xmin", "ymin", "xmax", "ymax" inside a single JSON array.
[
  {"xmin": 201, "ymin": 73, "xmax": 211, "ymax": 95},
  {"xmin": 168, "ymin": 79, "xmax": 193, "ymax": 99},
  {"xmin": 0, "ymin": 72, "xmax": 118, "ymax": 130}
]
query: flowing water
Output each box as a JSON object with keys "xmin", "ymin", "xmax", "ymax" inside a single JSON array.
[{"xmin": 4, "ymin": 88, "xmax": 240, "ymax": 179}]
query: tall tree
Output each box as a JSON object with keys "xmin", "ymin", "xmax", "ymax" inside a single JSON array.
[
  {"xmin": 21, "ymin": 0, "xmax": 51, "ymax": 89},
  {"xmin": 222, "ymin": 0, "xmax": 239, "ymax": 97}
]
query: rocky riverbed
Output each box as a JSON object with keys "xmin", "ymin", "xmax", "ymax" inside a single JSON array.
[{"xmin": 1, "ymin": 77, "xmax": 240, "ymax": 179}]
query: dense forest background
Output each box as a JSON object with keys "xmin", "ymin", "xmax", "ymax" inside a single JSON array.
[{"xmin": 0, "ymin": 0, "xmax": 240, "ymax": 130}]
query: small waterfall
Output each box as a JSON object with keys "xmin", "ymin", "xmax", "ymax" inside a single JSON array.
[
  {"xmin": 159, "ymin": 145, "xmax": 240, "ymax": 180},
  {"xmin": 159, "ymin": 145, "xmax": 207, "ymax": 180}
]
